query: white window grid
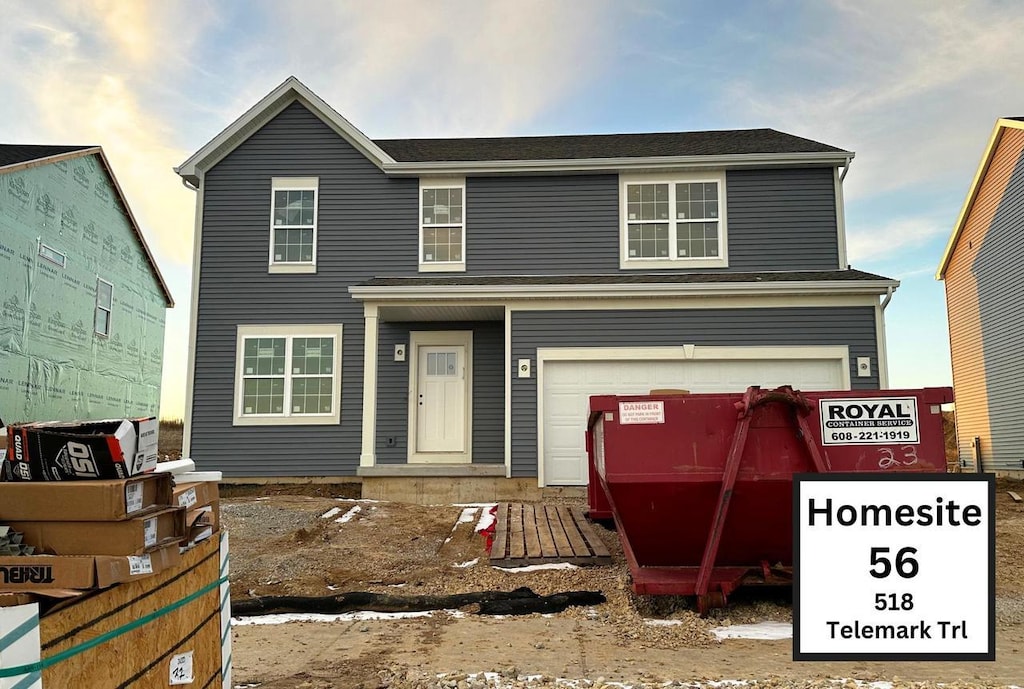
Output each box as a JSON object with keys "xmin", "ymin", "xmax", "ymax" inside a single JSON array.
[
  {"xmin": 239, "ymin": 334, "xmax": 337, "ymax": 418},
  {"xmin": 269, "ymin": 178, "xmax": 319, "ymax": 267},
  {"xmin": 419, "ymin": 182, "xmax": 466, "ymax": 265},
  {"xmin": 622, "ymin": 175, "xmax": 726, "ymax": 266}
]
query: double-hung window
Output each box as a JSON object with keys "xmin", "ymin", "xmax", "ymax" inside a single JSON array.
[
  {"xmin": 620, "ymin": 172, "xmax": 727, "ymax": 269},
  {"xmin": 234, "ymin": 324, "xmax": 343, "ymax": 426},
  {"xmin": 269, "ymin": 177, "xmax": 318, "ymax": 274},
  {"xmin": 419, "ymin": 179, "xmax": 466, "ymax": 272},
  {"xmin": 94, "ymin": 278, "xmax": 113, "ymax": 336}
]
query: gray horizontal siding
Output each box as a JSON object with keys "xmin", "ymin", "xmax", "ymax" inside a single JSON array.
[
  {"xmin": 465, "ymin": 175, "xmax": 619, "ymax": 273},
  {"xmin": 191, "ymin": 102, "xmax": 416, "ymax": 476},
  {"xmin": 463, "ymin": 168, "xmax": 840, "ymax": 274},
  {"xmin": 977, "ymin": 148, "xmax": 1024, "ymax": 470},
  {"xmin": 727, "ymin": 168, "xmax": 840, "ymax": 271},
  {"xmin": 510, "ymin": 306, "xmax": 878, "ymax": 477},
  {"xmin": 376, "ymin": 321, "xmax": 504, "ymax": 465}
]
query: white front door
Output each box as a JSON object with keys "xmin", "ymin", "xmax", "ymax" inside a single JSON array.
[
  {"xmin": 409, "ymin": 331, "xmax": 472, "ymax": 463},
  {"xmin": 417, "ymin": 345, "xmax": 466, "ymax": 452}
]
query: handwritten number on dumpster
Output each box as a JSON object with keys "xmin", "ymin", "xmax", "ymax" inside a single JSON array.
[
  {"xmin": 868, "ymin": 546, "xmax": 919, "ymax": 579},
  {"xmin": 877, "ymin": 445, "xmax": 919, "ymax": 469}
]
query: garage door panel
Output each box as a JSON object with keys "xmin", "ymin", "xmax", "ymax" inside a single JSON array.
[{"xmin": 541, "ymin": 356, "xmax": 845, "ymax": 486}]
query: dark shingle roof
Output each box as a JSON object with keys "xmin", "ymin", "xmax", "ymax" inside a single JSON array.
[
  {"xmin": 359, "ymin": 269, "xmax": 892, "ymax": 288},
  {"xmin": 374, "ymin": 129, "xmax": 847, "ymax": 163},
  {"xmin": 0, "ymin": 144, "xmax": 94, "ymax": 169}
]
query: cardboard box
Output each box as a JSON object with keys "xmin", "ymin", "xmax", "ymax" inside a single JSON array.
[
  {"xmin": 0, "ymin": 591, "xmax": 35, "ymax": 608},
  {"xmin": 7, "ymin": 507, "xmax": 186, "ymax": 556},
  {"xmin": 172, "ymin": 481, "xmax": 219, "ymax": 510},
  {"xmin": 94, "ymin": 542, "xmax": 180, "ymax": 588},
  {"xmin": 0, "ymin": 542, "xmax": 181, "ymax": 590},
  {"xmin": 2, "ymin": 418, "xmax": 159, "ymax": 481},
  {"xmin": 0, "ymin": 474, "xmax": 173, "ymax": 522}
]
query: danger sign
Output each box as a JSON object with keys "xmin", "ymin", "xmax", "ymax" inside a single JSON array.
[{"xmin": 618, "ymin": 401, "xmax": 665, "ymax": 425}]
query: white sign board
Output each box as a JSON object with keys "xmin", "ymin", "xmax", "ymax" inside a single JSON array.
[
  {"xmin": 168, "ymin": 650, "xmax": 194, "ymax": 684},
  {"xmin": 618, "ymin": 401, "xmax": 664, "ymax": 425},
  {"xmin": 818, "ymin": 397, "xmax": 920, "ymax": 445},
  {"xmin": 794, "ymin": 474, "xmax": 994, "ymax": 661}
]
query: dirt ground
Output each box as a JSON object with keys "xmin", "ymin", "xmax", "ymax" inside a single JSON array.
[{"xmin": 222, "ymin": 480, "xmax": 1024, "ymax": 689}]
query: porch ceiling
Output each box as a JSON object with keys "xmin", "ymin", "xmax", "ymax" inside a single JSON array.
[{"xmin": 378, "ymin": 304, "xmax": 505, "ymax": 322}]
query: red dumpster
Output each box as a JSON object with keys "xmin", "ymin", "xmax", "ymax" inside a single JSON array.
[{"xmin": 586, "ymin": 386, "xmax": 953, "ymax": 613}]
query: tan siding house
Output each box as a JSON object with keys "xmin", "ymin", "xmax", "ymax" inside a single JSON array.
[{"xmin": 938, "ymin": 119, "xmax": 1024, "ymax": 471}]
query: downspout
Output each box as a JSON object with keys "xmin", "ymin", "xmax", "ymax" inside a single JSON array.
[{"xmin": 876, "ymin": 285, "xmax": 894, "ymax": 389}]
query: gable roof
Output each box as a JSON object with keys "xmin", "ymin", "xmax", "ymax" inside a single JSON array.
[
  {"xmin": 177, "ymin": 76, "xmax": 853, "ymax": 185},
  {"xmin": 175, "ymin": 76, "xmax": 396, "ymax": 186},
  {"xmin": 937, "ymin": 117, "xmax": 1024, "ymax": 279},
  {"xmin": 0, "ymin": 145, "xmax": 174, "ymax": 307}
]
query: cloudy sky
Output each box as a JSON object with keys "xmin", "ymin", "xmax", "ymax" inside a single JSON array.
[{"xmin": 3, "ymin": 0, "xmax": 1021, "ymax": 418}]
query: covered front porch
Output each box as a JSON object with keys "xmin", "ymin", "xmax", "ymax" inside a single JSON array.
[{"xmin": 354, "ymin": 300, "xmax": 512, "ymax": 481}]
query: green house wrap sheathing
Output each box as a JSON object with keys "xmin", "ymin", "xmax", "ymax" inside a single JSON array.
[{"xmin": 0, "ymin": 153, "xmax": 167, "ymax": 423}]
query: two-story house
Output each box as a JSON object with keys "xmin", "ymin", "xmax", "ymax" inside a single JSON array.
[
  {"xmin": 1, "ymin": 145, "xmax": 173, "ymax": 424},
  {"xmin": 176, "ymin": 77, "xmax": 896, "ymax": 500}
]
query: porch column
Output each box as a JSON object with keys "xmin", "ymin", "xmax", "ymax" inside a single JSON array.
[{"xmin": 360, "ymin": 304, "xmax": 379, "ymax": 467}]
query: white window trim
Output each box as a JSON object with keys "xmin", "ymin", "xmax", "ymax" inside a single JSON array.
[
  {"xmin": 269, "ymin": 177, "xmax": 319, "ymax": 274},
  {"xmin": 418, "ymin": 177, "xmax": 466, "ymax": 273},
  {"xmin": 38, "ymin": 241, "xmax": 67, "ymax": 268},
  {"xmin": 94, "ymin": 277, "xmax": 113, "ymax": 337},
  {"xmin": 619, "ymin": 171, "xmax": 728, "ymax": 269},
  {"xmin": 233, "ymin": 323, "xmax": 343, "ymax": 426}
]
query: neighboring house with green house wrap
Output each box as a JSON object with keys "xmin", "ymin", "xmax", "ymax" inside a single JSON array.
[{"xmin": 0, "ymin": 145, "xmax": 174, "ymax": 424}]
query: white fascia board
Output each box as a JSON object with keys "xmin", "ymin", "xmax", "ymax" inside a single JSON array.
[
  {"xmin": 175, "ymin": 76, "xmax": 396, "ymax": 184},
  {"xmin": 349, "ymin": 279, "xmax": 898, "ymax": 302},
  {"xmin": 382, "ymin": 151, "xmax": 854, "ymax": 177}
]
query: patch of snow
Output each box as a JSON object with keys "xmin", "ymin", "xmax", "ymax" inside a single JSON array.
[
  {"xmin": 491, "ymin": 562, "xmax": 579, "ymax": 573},
  {"xmin": 456, "ymin": 506, "xmax": 478, "ymax": 524},
  {"xmin": 326, "ymin": 585, "xmax": 339, "ymax": 591},
  {"xmin": 452, "ymin": 502, "xmax": 501, "ymax": 508},
  {"xmin": 335, "ymin": 498, "xmax": 381, "ymax": 503},
  {"xmin": 232, "ymin": 610, "xmax": 444, "ymax": 626},
  {"xmin": 388, "ymin": 583, "xmax": 407, "ymax": 588},
  {"xmin": 710, "ymin": 622, "xmax": 792, "ymax": 640},
  {"xmin": 454, "ymin": 558, "xmax": 479, "ymax": 568},
  {"xmin": 644, "ymin": 619, "xmax": 682, "ymax": 627},
  {"xmin": 335, "ymin": 505, "xmax": 362, "ymax": 523},
  {"xmin": 320, "ymin": 507, "xmax": 342, "ymax": 519},
  {"xmin": 474, "ymin": 505, "xmax": 497, "ymax": 532}
]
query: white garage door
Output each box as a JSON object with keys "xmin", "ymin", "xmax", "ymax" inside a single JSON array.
[{"xmin": 541, "ymin": 356, "xmax": 846, "ymax": 486}]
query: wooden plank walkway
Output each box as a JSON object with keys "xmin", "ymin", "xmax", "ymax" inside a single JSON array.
[{"xmin": 489, "ymin": 503, "xmax": 612, "ymax": 567}]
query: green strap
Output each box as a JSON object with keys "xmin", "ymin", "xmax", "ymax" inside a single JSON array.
[{"xmin": 0, "ymin": 575, "xmax": 228, "ymax": 679}]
